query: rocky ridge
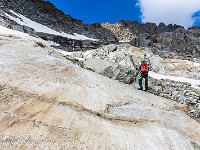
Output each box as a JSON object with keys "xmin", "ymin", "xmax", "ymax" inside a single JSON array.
[
  {"xmin": 0, "ymin": 0, "xmax": 117, "ymax": 42},
  {"xmin": 0, "ymin": 0, "xmax": 193, "ymax": 48},
  {"xmin": 129, "ymin": 28, "xmax": 200, "ymax": 57},
  {"xmin": 102, "ymin": 21, "xmax": 183, "ymax": 42},
  {"xmin": 149, "ymin": 78, "xmax": 200, "ymax": 121}
]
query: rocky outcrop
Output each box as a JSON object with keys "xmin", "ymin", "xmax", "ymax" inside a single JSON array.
[
  {"xmin": 129, "ymin": 28, "xmax": 200, "ymax": 57},
  {"xmin": 149, "ymin": 77, "xmax": 200, "ymax": 121},
  {"xmin": 63, "ymin": 43, "xmax": 200, "ymax": 121},
  {"xmin": 65, "ymin": 44, "xmax": 142, "ymax": 84},
  {"xmin": 82, "ymin": 58, "xmax": 136, "ymax": 84},
  {"xmin": 157, "ymin": 28, "xmax": 200, "ymax": 56},
  {"xmin": 65, "ymin": 43, "xmax": 200, "ymax": 80},
  {"xmin": 102, "ymin": 21, "xmax": 183, "ymax": 42},
  {"xmin": 38, "ymin": 32, "xmax": 107, "ymax": 51}
]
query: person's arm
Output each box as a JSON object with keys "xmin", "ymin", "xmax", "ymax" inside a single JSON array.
[
  {"xmin": 145, "ymin": 66, "xmax": 148, "ymax": 72},
  {"xmin": 138, "ymin": 66, "xmax": 141, "ymax": 72}
]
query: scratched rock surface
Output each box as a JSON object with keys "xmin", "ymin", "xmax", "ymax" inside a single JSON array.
[{"xmin": 0, "ymin": 35, "xmax": 200, "ymax": 149}]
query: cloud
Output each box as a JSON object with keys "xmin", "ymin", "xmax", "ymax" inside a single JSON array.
[{"xmin": 136, "ymin": 0, "xmax": 200, "ymax": 29}]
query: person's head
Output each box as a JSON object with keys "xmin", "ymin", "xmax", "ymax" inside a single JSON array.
[{"xmin": 141, "ymin": 59, "xmax": 145, "ymax": 65}]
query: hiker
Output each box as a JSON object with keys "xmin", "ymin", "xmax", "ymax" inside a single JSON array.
[{"xmin": 136, "ymin": 60, "xmax": 148, "ymax": 92}]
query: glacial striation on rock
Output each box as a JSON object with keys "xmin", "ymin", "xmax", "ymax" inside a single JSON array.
[
  {"xmin": 0, "ymin": 0, "xmax": 200, "ymax": 149},
  {"xmin": 0, "ymin": 33, "xmax": 200, "ymax": 150}
]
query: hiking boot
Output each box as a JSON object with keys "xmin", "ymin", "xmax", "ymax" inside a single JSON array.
[{"xmin": 138, "ymin": 88, "xmax": 143, "ymax": 91}]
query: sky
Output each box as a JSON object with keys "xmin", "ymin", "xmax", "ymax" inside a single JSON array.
[{"xmin": 44, "ymin": 0, "xmax": 200, "ymax": 29}]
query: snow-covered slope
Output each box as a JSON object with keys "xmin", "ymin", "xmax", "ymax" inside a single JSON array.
[{"xmin": 4, "ymin": 10, "xmax": 97, "ymax": 41}]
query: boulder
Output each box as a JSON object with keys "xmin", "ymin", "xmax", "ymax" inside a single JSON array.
[
  {"xmin": 119, "ymin": 55, "xmax": 136, "ymax": 70},
  {"xmin": 82, "ymin": 58, "xmax": 117, "ymax": 73},
  {"xmin": 82, "ymin": 50, "xmax": 97, "ymax": 60},
  {"xmin": 100, "ymin": 66, "xmax": 136, "ymax": 84},
  {"xmin": 128, "ymin": 46, "xmax": 144, "ymax": 59},
  {"xmin": 82, "ymin": 58, "xmax": 136, "ymax": 84},
  {"xmin": 107, "ymin": 51, "xmax": 126, "ymax": 62}
]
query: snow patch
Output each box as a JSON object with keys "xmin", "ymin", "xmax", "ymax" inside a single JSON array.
[
  {"xmin": 53, "ymin": 49, "xmax": 73, "ymax": 56},
  {"xmin": 149, "ymin": 71, "xmax": 200, "ymax": 90},
  {"xmin": 54, "ymin": 49, "xmax": 85, "ymax": 61},
  {"xmin": 4, "ymin": 10, "xmax": 97, "ymax": 41},
  {"xmin": 0, "ymin": 25, "xmax": 84, "ymax": 61},
  {"xmin": 194, "ymin": 63, "xmax": 200, "ymax": 67},
  {"xmin": 0, "ymin": 25, "xmax": 59, "ymax": 46},
  {"xmin": 119, "ymin": 40, "xmax": 130, "ymax": 43}
]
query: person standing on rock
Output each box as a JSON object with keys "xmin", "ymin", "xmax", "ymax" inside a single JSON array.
[{"xmin": 136, "ymin": 60, "xmax": 149, "ymax": 92}]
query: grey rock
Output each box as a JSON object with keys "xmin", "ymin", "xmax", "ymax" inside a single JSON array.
[
  {"xmin": 156, "ymin": 28, "xmax": 200, "ymax": 57},
  {"xmin": 82, "ymin": 58, "xmax": 136, "ymax": 84},
  {"xmin": 102, "ymin": 21, "xmax": 183, "ymax": 42},
  {"xmin": 177, "ymin": 96, "xmax": 186, "ymax": 102},
  {"xmin": 100, "ymin": 66, "xmax": 136, "ymax": 84},
  {"xmin": 154, "ymin": 86, "xmax": 162, "ymax": 92}
]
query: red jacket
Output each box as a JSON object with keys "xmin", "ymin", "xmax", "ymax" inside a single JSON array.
[{"xmin": 139, "ymin": 65, "xmax": 148, "ymax": 72}]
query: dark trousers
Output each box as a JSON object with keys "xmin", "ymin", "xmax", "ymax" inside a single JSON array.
[{"xmin": 139, "ymin": 72, "xmax": 148, "ymax": 90}]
